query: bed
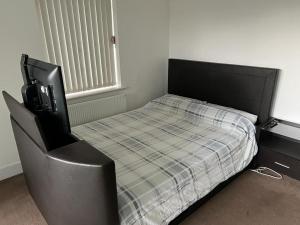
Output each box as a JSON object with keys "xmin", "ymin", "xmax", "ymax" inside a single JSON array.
[
  {"xmin": 3, "ymin": 58, "xmax": 279, "ymax": 225},
  {"xmin": 73, "ymin": 93, "xmax": 258, "ymax": 225}
]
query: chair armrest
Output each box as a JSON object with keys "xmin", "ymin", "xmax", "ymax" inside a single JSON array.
[{"xmin": 45, "ymin": 141, "xmax": 119, "ymax": 225}]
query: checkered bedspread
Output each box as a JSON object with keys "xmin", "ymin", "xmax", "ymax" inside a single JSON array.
[{"xmin": 72, "ymin": 94, "xmax": 257, "ymax": 225}]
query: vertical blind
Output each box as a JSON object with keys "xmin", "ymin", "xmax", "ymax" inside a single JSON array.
[{"xmin": 36, "ymin": 0, "xmax": 118, "ymax": 95}]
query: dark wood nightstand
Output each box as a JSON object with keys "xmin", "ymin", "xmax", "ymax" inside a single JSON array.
[{"xmin": 258, "ymin": 119, "xmax": 300, "ymax": 180}]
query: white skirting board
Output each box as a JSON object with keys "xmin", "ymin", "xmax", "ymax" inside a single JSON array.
[
  {"xmin": 0, "ymin": 161, "xmax": 22, "ymax": 181},
  {"xmin": 68, "ymin": 94, "xmax": 127, "ymax": 127}
]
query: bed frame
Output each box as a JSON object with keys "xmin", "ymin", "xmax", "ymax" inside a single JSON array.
[{"xmin": 3, "ymin": 59, "xmax": 279, "ymax": 225}]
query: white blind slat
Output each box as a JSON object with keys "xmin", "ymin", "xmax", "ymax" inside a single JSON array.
[
  {"xmin": 36, "ymin": 0, "xmax": 118, "ymax": 95},
  {"xmin": 86, "ymin": 0, "xmax": 98, "ymax": 87},
  {"xmin": 37, "ymin": 0, "xmax": 56, "ymax": 63},
  {"xmin": 101, "ymin": 0, "xmax": 112, "ymax": 86},
  {"xmin": 92, "ymin": 0, "xmax": 104, "ymax": 87},
  {"xmin": 73, "ymin": 0, "xmax": 86, "ymax": 91},
  {"xmin": 67, "ymin": 0, "xmax": 82, "ymax": 91},
  {"xmin": 97, "ymin": 0, "xmax": 108, "ymax": 86},
  {"xmin": 47, "ymin": 0, "xmax": 68, "ymax": 91},
  {"xmin": 56, "ymin": 0, "xmax": 73, "ymax": 92},
  {"xmin": 79, "ymin": 0, "xmax": 92, "ymax": 89},
  {"xmin": 61, "ymin": 0, "xmax": 78, "ymax": 92},
  {"xmin": 106, "ymin": 0, "xmax": 116, "ymax": 85}
]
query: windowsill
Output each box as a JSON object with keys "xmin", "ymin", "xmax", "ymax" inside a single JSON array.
[
  {"xmin": 66, "ymin": 85, "xmax": 125, "ymax": 100},
  {"xmin": 66, "ymin": 85, "xmax": 126, "ymax": 105}
]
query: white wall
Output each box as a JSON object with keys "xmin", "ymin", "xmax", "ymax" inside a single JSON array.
[
  {"xmin": 0, "ymin": 0, "xmax": 169, "ymax": 180},
  {"xmin": 0, "ymin": 0, "xmax": 46, "ymax": 180},
  {"xmin": 170, "ymin": 0, "xmax": 300, "ymax": 123},
  {"xmin": 117, "ymin": 0, "xmax": 169, "ymax": 110}
]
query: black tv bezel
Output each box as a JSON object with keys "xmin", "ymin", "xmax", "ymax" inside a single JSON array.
[{"xmin": 21, "ymin": 54, "xmax": 71, "ymax": 149}]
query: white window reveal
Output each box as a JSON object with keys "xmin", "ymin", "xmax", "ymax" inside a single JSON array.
[{"xmin": 36, "ymin": 0, "xmax": 121, "ymax": 99}]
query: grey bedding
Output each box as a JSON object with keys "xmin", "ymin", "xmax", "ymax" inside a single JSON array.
[{"xmin": 72, "ymin": 94, "xmax": 258, "ymax": 225}]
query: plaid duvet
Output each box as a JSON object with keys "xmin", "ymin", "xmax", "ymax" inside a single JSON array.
[{"xmin": 72, "ymin": 94, "xmax": 257, "ymax": 225}]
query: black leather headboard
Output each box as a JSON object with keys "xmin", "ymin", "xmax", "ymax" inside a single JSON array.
[{"xmin": 168, "ymin": 59, "xmax": 279, "ymax": 124}]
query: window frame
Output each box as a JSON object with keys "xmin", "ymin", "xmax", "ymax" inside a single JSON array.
[
  {"xmin": 35, "ymin": 0, "xmax": 122, "ymax": 100},
  {"xmin": 66, "ymin": 0, "xmax": 122, "ymax": 100}
]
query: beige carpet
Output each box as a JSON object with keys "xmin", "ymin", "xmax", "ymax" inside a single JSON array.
[
  {"xmin": 0, "ymin": 175, "xmax": 47, "ymax": 225},
  {"xmin": 0, "ymin": 171, "xmax": 300, "ymax": 225}
]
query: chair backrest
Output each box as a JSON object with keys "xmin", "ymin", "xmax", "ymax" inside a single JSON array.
[{"xmin": 2, "ymin": 91, "xmax": 49, "ymax": 151}]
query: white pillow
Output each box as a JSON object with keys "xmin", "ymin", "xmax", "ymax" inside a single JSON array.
[{"xmin": 207, "ymin": 103, "xmax": 258, "ymax": 124}]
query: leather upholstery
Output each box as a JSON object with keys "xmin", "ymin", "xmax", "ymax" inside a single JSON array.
[
  {"xmin": 3, "ymin": 91, "xmax": 49, "ymax": 151},
  {"xmin": 3, "ymin": 91, "xmax": 119, "ymax": 225},
  {"xmin": 168, "ymin": 59, "xmax": 279, "ymax": 124}
]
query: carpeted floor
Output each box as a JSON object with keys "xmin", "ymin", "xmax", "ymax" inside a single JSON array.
[{"xmin": 0, "ymin": 171, "xmax": 300, "ymax": 225}]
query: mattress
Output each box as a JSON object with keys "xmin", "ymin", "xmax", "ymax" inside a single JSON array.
[{"xmin": 72, "ymin": 94, "xmax": 258, "ymax": 225}]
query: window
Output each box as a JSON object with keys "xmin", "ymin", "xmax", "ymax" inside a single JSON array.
[{"xmin": 36, "ymin": 0, "xmax": 121, "ymax": 99}]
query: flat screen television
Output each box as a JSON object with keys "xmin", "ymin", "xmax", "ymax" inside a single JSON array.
[{"xmin": 21, "ymin": 54, "xmax": 71, "ymax": 149}]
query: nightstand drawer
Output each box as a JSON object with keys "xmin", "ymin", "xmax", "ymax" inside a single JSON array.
[{"xmin": 260, "ymin": 147, "xmax": 300, "ymax": 180}]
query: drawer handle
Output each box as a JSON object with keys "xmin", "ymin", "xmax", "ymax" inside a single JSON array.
[{"xmin": 274, "ymin": 162, "xmax": 290, "ymax": 169}]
